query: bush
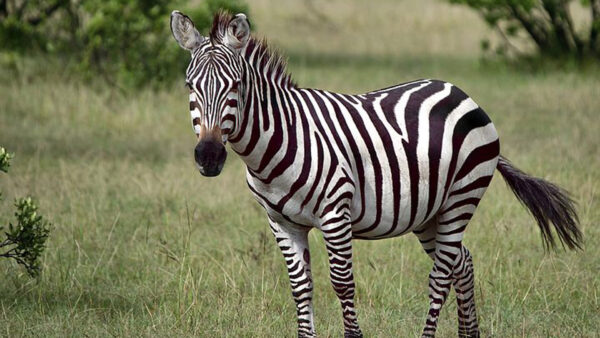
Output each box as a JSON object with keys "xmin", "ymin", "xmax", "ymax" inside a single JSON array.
[
  {"xmin": 447, "ymin": 0, "xmax": 600, "ymax": 60},
  {"xmin": 0, "ymin": 198, "xmax": 51, "ymax": 277},
  {"xmin": 0, "ymin": 147, "xmax": 51, "ymax": 277},
  {"xmin": 0, "ymin": 0, "xmax": 249, "ymax": 88}
]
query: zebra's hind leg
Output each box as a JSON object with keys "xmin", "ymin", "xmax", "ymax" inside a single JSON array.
[
  {"xmin": 453, "ymin": 245, "xmax": 479, "ymax": 337},
  {"xmin": 414, "ymin": 222, "xmax": 453, "ymax": 338},
  {"xmin": 414, "ymin": 209, "xmax": 480, "ymax": 337}
]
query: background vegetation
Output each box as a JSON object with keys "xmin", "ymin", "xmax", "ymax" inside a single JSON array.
[
  {"xmin": 447, "ymin": 0, "xmax": 600, "ymax": 59},
  {"xmin": 0, "ymin": 0, "xmax": 247, "ymax": 87},
  {"xmin": 0, "ymin": 0, "xmax": 598, "ymax": 336}
]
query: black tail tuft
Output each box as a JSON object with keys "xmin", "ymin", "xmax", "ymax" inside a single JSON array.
[{"xmin": 496, "ymin": 156, "xmax": 582, "ymax": 250}]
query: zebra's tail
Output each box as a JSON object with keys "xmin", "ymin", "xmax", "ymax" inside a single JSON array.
[{"xmin": 496, "ymin": 155, "xmax": 582, "ymax": 250}]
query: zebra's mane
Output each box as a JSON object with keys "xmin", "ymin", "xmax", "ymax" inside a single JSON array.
[{"xmin": 209, "ymin": 11, "xmax": 297, "ymax": 88}]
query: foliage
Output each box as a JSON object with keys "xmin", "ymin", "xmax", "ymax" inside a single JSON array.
[
  {"xmin": 0, "ymin": 198, "xmax": 51, "ymax": 277},
  {"xmin": 447, "ymin": 0, "xmax": 600, "ymax": 59},
  {"xmin": 77, "ymin": 0, "xmax": 179, "ymax": 88},
  {"xmin": 0, "ymin": 0, "xmax": 73, "ymax": 52},
  {"xmin": 0, "ymin": 147, "xmax": 51, "ymax": 277},
  {"xmin": 0, "ymin": 0, "xmax": 249, "ymax": 88}
]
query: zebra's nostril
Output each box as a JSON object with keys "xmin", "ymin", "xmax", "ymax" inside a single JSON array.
[{"xmin": 194, "ymin": 143, "xmax": 205, "ymax": 164}]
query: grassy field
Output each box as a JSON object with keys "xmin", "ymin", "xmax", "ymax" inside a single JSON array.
[{"xmin": 1, "ymin": 0, "xmax": 599, "ymax": 337}]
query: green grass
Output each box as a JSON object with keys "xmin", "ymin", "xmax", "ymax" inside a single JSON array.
[{"xmin": 0, "ymin": 0, "xmax": 599, "ymax": 337}]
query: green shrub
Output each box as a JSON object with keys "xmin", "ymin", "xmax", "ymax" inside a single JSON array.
[
  {"xmin": 0, "ymin": 147, "xmax": 51, "ymax": 277},
  {"xmin": 0, "ymin": 198, "xmax": 51, "ymax": 277}
]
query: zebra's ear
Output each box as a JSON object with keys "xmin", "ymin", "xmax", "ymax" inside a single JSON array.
[
  {"xmin": 171, "ymin": 10, "xmax": 204, "ymax": 51},
  {"xmin": 224, "ymin": 13, "xmax": 250, "ymax": 52}
]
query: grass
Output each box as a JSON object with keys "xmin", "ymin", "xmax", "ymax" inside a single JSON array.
[{"xmin": 0, "ymin": 0, "xmax": 599, "ymax": 337}]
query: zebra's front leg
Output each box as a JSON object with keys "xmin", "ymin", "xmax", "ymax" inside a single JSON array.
[
  {"xmin": 269, "ymin": 220, "xmax": 316, "ymax": 338},
  {"xmin": 321, "ymin": 217, "xmax": 362, "ymax": 338}
]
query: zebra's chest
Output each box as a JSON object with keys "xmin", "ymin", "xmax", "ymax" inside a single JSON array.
[{"xmin": 245, "ymin": 171, "xmax": 319, "ymax": 228}]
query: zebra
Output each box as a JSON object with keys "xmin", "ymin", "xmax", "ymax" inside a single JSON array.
[{"xmin": 170, "ymin": 11, "xmax": 582, "ymax": 338}]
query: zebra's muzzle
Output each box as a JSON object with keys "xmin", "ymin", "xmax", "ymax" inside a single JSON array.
[{"xmin": 194, "ymin": 139, "xmax": 227, "ymax": 177}]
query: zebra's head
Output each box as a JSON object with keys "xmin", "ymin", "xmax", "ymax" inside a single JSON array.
[{"xmin": 170, "ymin": 10, "xmax": 250, "ymax": 177}]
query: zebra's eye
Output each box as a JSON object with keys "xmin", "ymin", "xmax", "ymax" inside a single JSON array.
[{"xmin": 185, "ymin": 81, "xmax": 193, "ymax": 91}]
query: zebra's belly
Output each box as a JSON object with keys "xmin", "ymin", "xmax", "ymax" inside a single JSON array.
[
  {"xmin": 348, "ymin": 180, "xmax": 440, "ymax": 239},
  {"xmin": 342, "ymin": 133, "xmax": 451, "ymax": 239}
]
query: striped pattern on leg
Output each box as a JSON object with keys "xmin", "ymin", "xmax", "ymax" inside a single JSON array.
[
  {"xmin": 421, "ymin": 203, "xmax": 474, "ymax": 337},
  {"xmin": 453, "ymin": 246, "xmax": 479, "ymax": 338},
  {"xmin": 269, "ymin": 220, "xmax": 316, "ymax": 338},
  {"xmin": 414, "ymin": 220, "xmax": 438, "ymax": 261},
  {"xmin": 322, "ymin": 215, "xmax": 362, "ymax": 338},
  {"xmin": 423, "ymin": 256, "xmax": 454, "ymax": 337}
]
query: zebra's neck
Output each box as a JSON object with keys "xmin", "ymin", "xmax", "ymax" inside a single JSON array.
[{"xmin": 228, "ymin": 40, "xmax": 299, "ymax": 175}]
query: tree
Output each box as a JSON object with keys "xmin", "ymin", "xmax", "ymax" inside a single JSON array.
[
  {"xmin": 0, "ymin": 0, "xmax": 249, "ymax": 87},
  {"xmin": 0, "ymin": 0, "xmax": 75, "ymax": 51},
  {"xmin": 447, "ymin": 0, "xmax": 600, "ymax": 59},
  {"xmin": 0, "ymin": 147, "xmax": 51, "ymax": 277}
]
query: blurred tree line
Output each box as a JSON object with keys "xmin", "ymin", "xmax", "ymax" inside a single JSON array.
[
  {"xmin": 0, "ymin": 0, "xmax": 247, "ymax": 88},
  {"xmin": 448, "ymin": 0, "xmax": 600, "ymax": 60}
]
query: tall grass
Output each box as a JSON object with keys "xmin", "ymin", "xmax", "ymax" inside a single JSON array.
[{"xmin": 0, "ymin": 0, "xmax": 598, "ymax": 336}]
